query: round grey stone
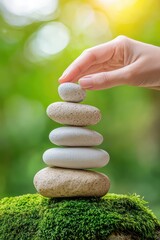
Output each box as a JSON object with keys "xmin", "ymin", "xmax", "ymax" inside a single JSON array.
[
  {"xmin": 49, "ymin": 126, "xmax": 103, "ymax": 146},
  {"xmin": 58, "ymin": 83, "xmax": 86, "ymax": 103}
]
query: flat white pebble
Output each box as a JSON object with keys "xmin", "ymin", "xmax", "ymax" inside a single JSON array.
[
  {"xmin": 49, "ymin": 126, "xmax": 103, "ymax": 146},
  {"xmin": 47, "ymin": 102, "xmax": 101, "ymax": 126},
  {"xmin": 43, "ymin": 148, "xmax": 109, "ymax": 169},
  {"xmin": 34, "ymin": 167, "xmax": 110, "ymax": 197},
  {"xmin": 58, "ymin": 83, "xmax": 86, "ymax": 103}
]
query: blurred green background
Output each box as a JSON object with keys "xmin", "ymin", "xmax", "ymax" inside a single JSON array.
[{"xmin": 0, "ymin": 0, "xmax": 160, "ymax": 217}]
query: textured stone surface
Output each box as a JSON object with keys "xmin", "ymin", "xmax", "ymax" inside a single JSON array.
[
  {"xmin": 49, "ymin": 126, "xmax": 103, "ymax": 146},
  {"xmin": 47, "ymin": 102, "xmax": 101, "ymax": 126},
  {"xmin": 108, "ymin": 234, "xmax": 131, "ymax": 240},
  {"xmin": 33, "ymin": 167, "xmax": 110, "ymax": 197},
  {"xmin": 43, "ymin": 148, "xmax": 109, "ymax": 169},
  {"xmin": 58, "ymin": 83, "xmax": 86, "ymax": 103}
]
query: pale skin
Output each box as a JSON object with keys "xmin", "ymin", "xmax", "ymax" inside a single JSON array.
[{"xmin": 59, "ymin": 36, "xmax": 160, "ymax": 91}]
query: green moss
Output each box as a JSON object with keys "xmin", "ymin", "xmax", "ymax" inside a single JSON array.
[{"xmin": 0, "ymin": 193, "xmax": 159, "ymax": 240}]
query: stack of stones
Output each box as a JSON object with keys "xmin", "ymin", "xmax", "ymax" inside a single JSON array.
[{"xmin": 34, "ymin": 83, "xmax": 110, "ymax": 198}]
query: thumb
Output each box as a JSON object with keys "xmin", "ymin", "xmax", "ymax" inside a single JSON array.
[{"xmin": 78, "ymin": 66, "xmax": 131, "ymax": 90}]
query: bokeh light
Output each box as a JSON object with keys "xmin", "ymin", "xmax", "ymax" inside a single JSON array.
[
  {"xmin": 0, "ymin": 0, "xmax": 58, "ymax": 26},
  {"xmin": 61, "ymin": 2, "xmax": 112, "ymax": 47},
  {"xmin": 25, "ymin": 22, "xmax": 70, "ymax": 62},
  {"xmin": 97, "ymin": 0, "xmax": 136, "ymax": 9}
]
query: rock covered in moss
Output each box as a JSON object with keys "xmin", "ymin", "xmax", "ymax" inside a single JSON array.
[{"xmin": 0, "ymin": 193, "xmax": 159, "ymax": 240}]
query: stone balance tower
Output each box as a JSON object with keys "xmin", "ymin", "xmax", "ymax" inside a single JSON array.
[{"xmin": 34, "ymin": 83, "xmax": 110, "ymax": 197}]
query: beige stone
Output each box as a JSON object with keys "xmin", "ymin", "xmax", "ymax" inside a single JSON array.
[
  {"xmin": 46, "ymin": 102, "xmax": 101, "ymax": 126},
  {"xmin": 58, "ymin": 83, "xmax": 86, "ymax": 103},
  {"xmin": 33, "ymin": 167, "xmax": 110, "ymax": 198}
]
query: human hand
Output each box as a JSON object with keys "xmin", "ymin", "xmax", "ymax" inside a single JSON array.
[{"xmin": 59, "ymin": 36, "xmax": 160, "ymax": 90}]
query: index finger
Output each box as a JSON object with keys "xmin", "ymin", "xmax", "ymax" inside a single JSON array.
[{"xmin": 59, "ymin": 40, "xmax": 115, "ymax": 83}]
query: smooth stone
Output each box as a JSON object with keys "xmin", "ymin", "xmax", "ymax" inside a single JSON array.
[
  {"xmin": 47, "ymin": 102, "xmax": 101, "ymax": 126},
  {"xmin": 43, "ymin": 148, "xmax": 109, "ymax": 169},
  {"xmin": 58, "ymin": 83, "xmax": 86, "ymax": 103},
  {"xmin": 49, "ymin": 126, "xmax": 103, "ymax": 146},
  {"xmin": 33, "ymin": 167, "xmax": 110, "ymax": 197}
]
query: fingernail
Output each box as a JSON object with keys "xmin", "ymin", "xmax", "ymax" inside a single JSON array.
[
  {"xmin": 59, "ymin": 73, "xmax": 67, "ymax": 81},
  {"xmin": 58, "ymin": 78, "xmax": 64, "ymax": 83},
  {"xmin": 79, "ymin": 76, "xmax": 93, "ymax": 89},
  {"xmin": 59, "ymin": 68, "xmax": 71, "ymax": 81}
]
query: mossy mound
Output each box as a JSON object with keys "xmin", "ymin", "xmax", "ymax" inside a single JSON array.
[{"xmin": 0, "ymin": 193, "xmax": 159, "ymax": 240}]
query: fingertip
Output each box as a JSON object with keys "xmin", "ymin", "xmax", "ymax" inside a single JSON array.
[
  {"xmin": 58, "ymin": 76, "xmax": 70, "ymax": 83},
  {"xmin": 58, "ymin": 78, "xmax": 64, "ymax": 83},
  {"xmin": 58, "ymin": 72, "xmax": 76, "ymax": 84},
  {"xmin": 58, "ymin": 70, "xmax": 70, "ymax": 83}
]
